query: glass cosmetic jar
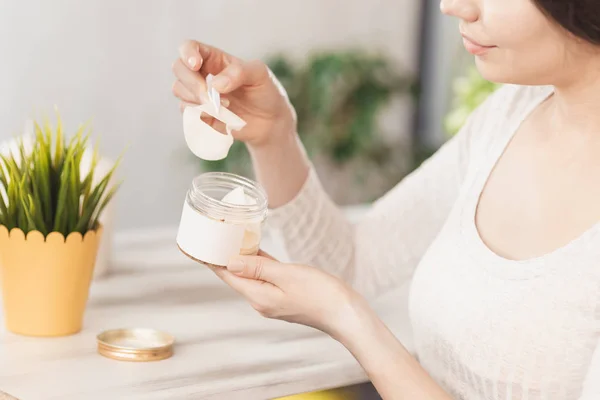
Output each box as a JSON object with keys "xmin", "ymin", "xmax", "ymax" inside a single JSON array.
[{"xmin": 176, "ymin": 172, "xmax": 268, "ymax": 266}]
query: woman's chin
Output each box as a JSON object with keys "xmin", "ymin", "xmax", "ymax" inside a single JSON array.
[
  {"xmin": 474, "ymin": 57, "xmax": 555, "ymax": 86},
  {"xmin": 474, "ymin": 59, "xmax": 510, "ymax": 84}
]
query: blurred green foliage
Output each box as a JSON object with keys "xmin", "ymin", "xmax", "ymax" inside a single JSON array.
[
  {"xmin": 444, "ymin": 66, "xmax": 500, "ymax": 136},
  {"xmin": 201, "ymin": 50, "xmax": 415, "ymax": 175}
]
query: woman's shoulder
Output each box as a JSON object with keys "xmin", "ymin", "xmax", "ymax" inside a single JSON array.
[
  {"xmin": 481, "ymin": 84, "xmax": 553, "ymax": 119},
  {"xmin": 465, "ymin": 84, "xmax": 553, "ymax": 144}
]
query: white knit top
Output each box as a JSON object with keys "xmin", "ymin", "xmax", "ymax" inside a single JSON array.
[{"xmin": 268, "ymin": 84, "xmax": 600, "ymax": 400}]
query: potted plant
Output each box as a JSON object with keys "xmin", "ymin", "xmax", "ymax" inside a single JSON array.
[
  {"xmin": 0, "ymin": 136, "xmax": 118, "ymax": 280},
  {"xmin": 0, "ymin": 112, "xmax": 121, "ymax": 336}
]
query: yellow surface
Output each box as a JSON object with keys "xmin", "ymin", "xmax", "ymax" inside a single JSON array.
[
  {"xmin": 0, "ymin": 225, "xmax": 101, "ymax": 336},
  {"xmin": 276, "ymin": 389, "xmax": 355, "ymax": 400}
]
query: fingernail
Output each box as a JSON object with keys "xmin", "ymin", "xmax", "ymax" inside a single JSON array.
[
  {"xmin": 188, "ymin": 57, "xmax": 197, "ymax": 68},
  {"xmin": 227, "ymin": 257, "xmax": 245, "ymax": 273},
  {"xmin": 211, "ymin": 75, "xmax": 230, "ymax": 92},
  {"xmin": 221, "ymin": 98, "xmax": 230, "ymax": 107}
]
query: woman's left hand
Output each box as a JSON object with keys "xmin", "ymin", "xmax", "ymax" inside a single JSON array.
[
  {"xmin": 211, "ymin": 254, "xmax": 454, "ymax": 400},
  {"xmin": 209, "ymin": 254, "xmax": 362, "ymax": 339}
]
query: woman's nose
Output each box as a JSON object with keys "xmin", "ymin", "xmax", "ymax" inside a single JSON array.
[{"xmin": 440, "ymin": 0, "xmax": 479, "ymax": 22}]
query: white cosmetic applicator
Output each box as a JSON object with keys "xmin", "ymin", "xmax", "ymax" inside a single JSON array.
[
  {"xmin": 182, "ymin": 74, "xmax": 246, "ymax": 161},
  {"xmin": 182, "ymin": 103, "xmax": 246, "ymax": 161}
]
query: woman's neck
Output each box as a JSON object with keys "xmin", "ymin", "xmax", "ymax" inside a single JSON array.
[{"xmin": 549, "ymin": 57, "xmax": 600, "ymax": 136}]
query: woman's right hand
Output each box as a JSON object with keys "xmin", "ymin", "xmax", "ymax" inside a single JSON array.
[{"xmin": 172, "ymin": 40, "xmax": 296, "ymax": 149}]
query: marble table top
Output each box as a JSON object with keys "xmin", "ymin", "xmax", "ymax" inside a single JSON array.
[{"xmin": 0, "ymin": 226, "xmax": 413, "ymax": 400}]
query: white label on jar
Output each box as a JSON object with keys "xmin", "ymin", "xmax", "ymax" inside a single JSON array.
[{"xmin": 176, "ymin": 200, "xmax": 246, "ymax": 266}]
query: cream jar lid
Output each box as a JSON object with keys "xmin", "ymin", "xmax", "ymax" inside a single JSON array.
[{"xmin": 97, "ymin": 328, "xmax": 174, "ymax": 362}]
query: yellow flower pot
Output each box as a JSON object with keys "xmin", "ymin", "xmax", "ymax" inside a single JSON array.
[{"xmin": 0, "ymin": 225, "xmax": 102, "ymax": 337}]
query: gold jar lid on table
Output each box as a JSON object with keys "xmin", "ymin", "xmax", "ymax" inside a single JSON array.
[{"xmin": 96, "ymin": 328, "xmax": 174, "ymax": 362}]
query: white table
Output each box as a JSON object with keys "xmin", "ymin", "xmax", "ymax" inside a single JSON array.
[{"xmin": 0, "ymin": 225, "xmax": 413, "ymax": 400}]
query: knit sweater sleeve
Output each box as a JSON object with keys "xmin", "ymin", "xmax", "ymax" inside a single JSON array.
[{"xmin": 267, "ymin": 85, "xmax": 512, "ymax": 297}]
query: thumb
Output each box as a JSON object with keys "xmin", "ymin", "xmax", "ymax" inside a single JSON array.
[
  {"xmin": 210, "ymin": 59, "xmax": 270, "ymax": 94},
  {"xmin": 226, "ymin": 255, "xmax": 285, "ymax": 283}
]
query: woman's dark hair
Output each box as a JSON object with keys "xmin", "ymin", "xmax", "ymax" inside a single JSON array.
[{"xmin": 533, "ymin": 0, "xmax": 600, "ymax": 45}]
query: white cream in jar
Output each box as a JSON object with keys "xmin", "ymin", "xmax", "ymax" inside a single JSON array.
[{"xmin": 176, "ymin": 172, "xmax": 268, "ymax": 266}]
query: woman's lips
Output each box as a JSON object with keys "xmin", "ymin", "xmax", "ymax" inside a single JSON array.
[{"xmin": 461, "ymin": 34, "xmax": 497, "ymax": 56}]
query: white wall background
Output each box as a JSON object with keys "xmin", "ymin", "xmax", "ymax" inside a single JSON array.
[{"xmin": 0, "ymin": 0, "xmax": 422, "ymax": 231}]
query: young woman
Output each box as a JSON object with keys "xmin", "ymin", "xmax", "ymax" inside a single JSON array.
[{"xmin": 171, "ymin": 0, "xmax": 600, "ymax": 398}]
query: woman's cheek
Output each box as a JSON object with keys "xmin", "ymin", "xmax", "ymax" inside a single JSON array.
[
  {"xmin": 475, "ymin": 0, "xmax": 567, "ymax": 85},
  {"xmin": 483, "ymin": 0, "xmax": 547, "ymax": 47}
]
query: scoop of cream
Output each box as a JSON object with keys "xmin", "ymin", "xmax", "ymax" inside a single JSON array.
[{"xmin": 221, "ymin": 186, "xmax": 257, "ymax": 206}]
